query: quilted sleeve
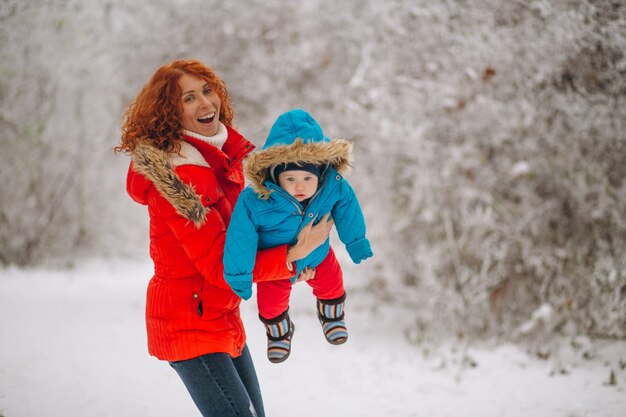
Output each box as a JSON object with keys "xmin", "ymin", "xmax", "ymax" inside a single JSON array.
[
  {"xmin": 223, "ymin": 193, "xmax": 259, "ymax": 300},
  {"xmin": 332, "ymin": 179, "xmax": 373, "ymax": 264},
  {"xmin": 151, "ymin": 186, "xmax": 294, "ymax": 294}
]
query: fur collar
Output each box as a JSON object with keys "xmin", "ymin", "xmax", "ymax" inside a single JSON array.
[
  {"xmin": 132, "ymin": 143, "xmax": 208, "ymax": 228},
  {"xmin": 244, "ymin": 138, "xmax": 353, "ymax": 200}
]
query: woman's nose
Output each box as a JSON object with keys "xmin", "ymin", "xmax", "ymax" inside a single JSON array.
[{"xmin": 199, "ymin": 95, "xmax": 213, "ymax": 107}]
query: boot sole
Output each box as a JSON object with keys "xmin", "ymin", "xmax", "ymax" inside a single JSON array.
[{"xmin": 318, "ymin": 315, "xmax": 348, "ymax": 345}]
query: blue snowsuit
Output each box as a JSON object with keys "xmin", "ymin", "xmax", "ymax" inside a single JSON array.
[{"xmin": 223, "ymin": 109, "xmax": 372, "ymax": 300}]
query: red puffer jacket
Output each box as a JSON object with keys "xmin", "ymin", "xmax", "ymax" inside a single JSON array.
[{"xmin": 127, "ymin": 127, "xmax": 293, "ymax": 361}]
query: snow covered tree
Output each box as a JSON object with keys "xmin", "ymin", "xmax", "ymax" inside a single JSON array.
[{"xmin": 1, "ymin": 0, "xmax": 624, "ymax": 342}]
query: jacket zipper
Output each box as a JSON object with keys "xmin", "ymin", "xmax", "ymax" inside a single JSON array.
[
  {"xmin": 230, "ymin": 144, "xmax": 254, "ymax": 167},
  {"xmin": 272, "ymin": 187, "xmax": 304, "ymax": 216}
]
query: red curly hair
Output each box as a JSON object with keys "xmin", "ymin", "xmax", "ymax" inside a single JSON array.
[{"xmin": 115, "ymin": 60, "xmax": 234, "ymax": 153}]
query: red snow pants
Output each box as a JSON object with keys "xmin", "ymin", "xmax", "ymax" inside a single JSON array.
[{"xmin": 257, "ymin": 247, "xmax": 344, "ymax": 320}]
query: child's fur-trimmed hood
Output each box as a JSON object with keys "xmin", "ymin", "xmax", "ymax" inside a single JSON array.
[
  {"xmin": 244, "ymin": 138, "xmax": 353, "ymax": 199},
  {"xmin": 245, "ymin": 109, "xmax": 353, "ymax": 199}
]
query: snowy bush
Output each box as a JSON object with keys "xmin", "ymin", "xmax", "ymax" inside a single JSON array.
[{"xmin": 381, "ymin": 0, "xmax": 626, "ymax": 340}]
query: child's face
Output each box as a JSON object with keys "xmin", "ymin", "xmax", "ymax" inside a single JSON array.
[{"xmin": 277, "ymin": 170, "xmax": 319, "ymax": 202}]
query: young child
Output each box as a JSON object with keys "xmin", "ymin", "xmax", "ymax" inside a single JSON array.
[{"xmin": 224, "ymin": 109, "xmax": 373, "ymax": 363}]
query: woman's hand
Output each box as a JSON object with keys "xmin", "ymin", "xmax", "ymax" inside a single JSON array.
[
  {"xmin": 286, "ymin": 213, "xmax": 334, "ymax": 263},
  {"xmin": 296, "ymin": 267, "xmax": 316, "ymax": 282}
]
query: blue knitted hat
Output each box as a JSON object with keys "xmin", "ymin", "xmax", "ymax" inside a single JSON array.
[{"xmin": 270, "ymin": 162, "xmax": 321, "ymax": 183}]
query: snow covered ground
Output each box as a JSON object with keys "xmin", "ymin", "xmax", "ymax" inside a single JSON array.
[{"xmin": 0, "ymin": 259, "xmax": 624, "ymax": 417}]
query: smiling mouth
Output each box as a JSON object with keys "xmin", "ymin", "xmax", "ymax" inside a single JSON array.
[{"xmin": 198, "ymin": 112, "xmax": 216, "ymax": 124}]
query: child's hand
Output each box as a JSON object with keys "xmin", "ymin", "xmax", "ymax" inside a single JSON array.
[{"xmin": 296, "ymin": 267, "xmax": 316, "ymax": 282}]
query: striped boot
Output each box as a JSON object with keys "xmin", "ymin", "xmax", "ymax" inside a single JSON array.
[
  {"xmin": 317, "ymin": 293, "xmax": 348, "ymax": 345},
  {"xmin": 260, "ymin": 310, "xmax": 295, "ymax": 363}
]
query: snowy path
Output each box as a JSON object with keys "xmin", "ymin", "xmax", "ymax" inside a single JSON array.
[{"xmin": 0, "ymin": 260, "xmax": 624, "ymax": 417}]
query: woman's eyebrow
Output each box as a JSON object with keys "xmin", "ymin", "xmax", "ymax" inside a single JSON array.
[{"xmin": 182, "ymin": 84, "xmax": 209, "ymax": 96}]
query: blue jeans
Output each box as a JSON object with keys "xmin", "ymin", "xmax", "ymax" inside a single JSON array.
[{"xmin": 170, "ymin": 345, "xmax": 265, "ymax": 417}]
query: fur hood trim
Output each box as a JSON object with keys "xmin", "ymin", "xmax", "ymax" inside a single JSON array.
[
  {"xmin": 244, "ymin": 138, "xmax": 353, "ymax": 200},
  {"xmin": 132, "ymin": 143, "xmax": 207, "ymax": 228}
]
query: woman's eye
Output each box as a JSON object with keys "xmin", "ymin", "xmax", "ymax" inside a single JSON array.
[
  {"xmin": 184, "ymin": 95, "xmax": 194, "ymax": 103},
  {"xmin": 204, "ymin": 88, "xmax": 212, "ymax": 95}
]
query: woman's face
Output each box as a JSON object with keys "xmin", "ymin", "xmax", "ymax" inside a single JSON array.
[{"xmin": 178, "ymin": 73, "xmax": 222, "ymax": 137}]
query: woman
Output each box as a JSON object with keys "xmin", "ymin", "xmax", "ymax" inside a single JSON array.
[{"xmin": 115, "ymin": 60, "xmax": 332, "ymax": 417}]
